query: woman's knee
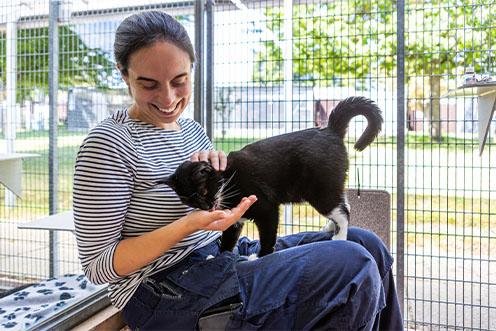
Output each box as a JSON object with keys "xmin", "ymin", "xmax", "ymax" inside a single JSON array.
[
  {"xmin": 298, "ymin": 241, "xmax": 383, "ymax": 307},
  {"xmin": 347, "ymin": 227, "xmax": 394, "ymax": 278},
  {"xmin": 304, "ymin": 240, "xmax": 378, "ymax": 279}
]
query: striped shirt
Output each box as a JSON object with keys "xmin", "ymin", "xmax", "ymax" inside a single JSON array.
[{"xmin": 73, "ymin": 109, "xmax": 221, "ymax": 309}]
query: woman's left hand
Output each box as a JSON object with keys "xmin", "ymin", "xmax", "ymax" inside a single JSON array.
[
  {"xmin": 190, "ymin": 150, "xmax": 227, "ymax": 172},
  {"xmin": 185, "ymin": 195, "xmax": 257, "ymax": 232}
]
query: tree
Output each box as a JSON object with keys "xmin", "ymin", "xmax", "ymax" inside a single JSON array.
[
  {"xmin": 253, "ymin": 2, "xmax": 395, "ymax": 89},
  {"xmin": 215, "ymin": 87, "xmax": 236, "ymax": 139},
  {"xmin": 253, "ymin": 0, "xmax": 496, "ymax": 141},
  {"xmin": 0, "ymin": 25, "xmax": 114, "ymax": 103}
]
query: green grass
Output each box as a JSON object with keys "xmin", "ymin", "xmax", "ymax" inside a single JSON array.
[
  {"xmin": 375, "ymin": 133, "xmax": 482, "ymax": 152},
  {"xmin": 213, "ymin": 137, "xmax": 257, "ymax": 153},
  {"xmin": 1, "ymin": 130, "xmax": 494, "ymax": 236}
]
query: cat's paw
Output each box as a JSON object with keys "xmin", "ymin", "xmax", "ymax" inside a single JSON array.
[
  {"xmin": 205, "ymin": 255, "xmax": 215, "ymax": 260},
  {"xmin": 247, "ymin": 253, "xmax": 258, "ymax": 261},
  {"xmin": 321, "ymin": 220, "xmax": 335, "ymax": 233},
  {"xmin": 332, "ymin": 231, "xmax": 347, "ymax": 240}
]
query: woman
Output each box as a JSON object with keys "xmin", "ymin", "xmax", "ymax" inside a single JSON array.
[{"xmin": 73, "ymin": 10, "xmax": 403, "ymax": 330}]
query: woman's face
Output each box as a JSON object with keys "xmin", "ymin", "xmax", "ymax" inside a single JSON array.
[{"xmin": 122, "ymin": 41, "xmax": 192, "ymax": 130}]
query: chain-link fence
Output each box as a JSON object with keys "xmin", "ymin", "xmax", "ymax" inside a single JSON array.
[{"xmin": 1, "ymin": 0, "xmax": 495, "ymax": 329}]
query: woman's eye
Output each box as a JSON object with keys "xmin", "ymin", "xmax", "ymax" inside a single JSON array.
[
  {"xmin": 172, "ymin": 80, "xmax": 187, "ymax": 87},
  {"xmin": 143, "ymin": 84, "xmax": 157, "ymax": 90}
]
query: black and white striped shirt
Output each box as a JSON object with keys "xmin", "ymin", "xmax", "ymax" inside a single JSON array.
[{"xmin": 73, "ymin": 109, "xmax": 221, "ymax": 309}]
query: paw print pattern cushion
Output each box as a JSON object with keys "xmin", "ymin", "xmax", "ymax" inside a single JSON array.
[{"xmin": 0, "ymin": 274, "xmax": 105, "ymax": 330}]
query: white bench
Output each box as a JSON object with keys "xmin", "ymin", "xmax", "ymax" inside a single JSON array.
[{"xmin": 17, "ymin": 210, "xmax": 74, "ymax": 232}]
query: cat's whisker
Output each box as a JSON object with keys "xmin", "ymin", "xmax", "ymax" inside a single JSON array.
[
  {"xmin": 222, "ymin": 171, "xmax": 237, "ymax": 189},
  {"xmin": 219, "ymin": 191, "xmax": 240, "ymax": 200},
  {"xmin": 218, "ymin": 184, "xmax": 239, "ymax": 199},
  {"xmin": 217, "ymin": 202, "xmax": 231, "ymax": 210},
  {"xmin": 221, "ymin": 183, "xmax": 238, "ymax": 194}
]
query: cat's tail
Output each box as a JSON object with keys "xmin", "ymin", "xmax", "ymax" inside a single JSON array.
[{"xmin": 327, "ymin": 96, "xmax": 383, "ymax": 151}]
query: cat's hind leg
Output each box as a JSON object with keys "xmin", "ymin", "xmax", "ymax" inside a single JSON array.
[
  {"xmin": 310, "ymin": 194, "xmax": 350, "ymax": 240},
  {"xmin": 325, "ymin": 202, "xmax": 350, "ymax": 240},
  {"xmin": 318, "ymin": 196, "xmax": 350, "ymax": 240}
]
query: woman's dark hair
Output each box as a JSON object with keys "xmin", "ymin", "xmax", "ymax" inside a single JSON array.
[{"xmin": 114, "ymin": 10, "xmax": 195, "ymax": 75}]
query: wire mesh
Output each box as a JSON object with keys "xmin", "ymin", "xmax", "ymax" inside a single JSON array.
[
  {"xmin": 211, "ymin": 1, "xmax": 495, "ymax": 330},
  {"xmin": 0, "ymin": 0, "xmax": 494, "ymax": 329},
  {"xmin": 0, "ymin": 0, "xmax": 196, "ymax": 289}
]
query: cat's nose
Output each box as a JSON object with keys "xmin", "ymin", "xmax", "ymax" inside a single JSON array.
[{"xmin": 200, "ymin": 201, "xmax": 214, "ymax": 210}]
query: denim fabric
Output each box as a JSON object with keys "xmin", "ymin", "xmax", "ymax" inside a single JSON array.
[{"xmin": 122, "ymin": 228, "xmax": 403, "ymax": 331}]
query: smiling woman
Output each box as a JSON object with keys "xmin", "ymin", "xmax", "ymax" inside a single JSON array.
[{"xmin": 72, "ymin": 10, "xmax": 258, "ymax": 327}]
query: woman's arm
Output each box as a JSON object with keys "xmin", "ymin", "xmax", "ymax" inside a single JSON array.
[{"xmin": 113, "ymin": 196, "xmax": 257, "ymax": 276}]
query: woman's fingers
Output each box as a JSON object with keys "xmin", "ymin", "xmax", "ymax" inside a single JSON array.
[
  {"xmin": 218, "ymin": 150, "xmax": 227, "ymax": 171},
  {"xmin": 231, "ymin": 195, "xmax": 257, "ymax": 217},
  {"xmin": 201, "ymin": 195, "xmax": 257, "ymax": 231},
  {"xmin": 190, "ymin": 150, "xmax": 227, "ymax": 171}
]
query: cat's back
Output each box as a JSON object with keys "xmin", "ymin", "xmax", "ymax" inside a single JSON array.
[
  {"xmin": 233, "ymin": 126, "xmax": 344, "ymax": 158},
  {"xmin": 226, "ymin": 126, "xmax": 347, "ymax": 180}
]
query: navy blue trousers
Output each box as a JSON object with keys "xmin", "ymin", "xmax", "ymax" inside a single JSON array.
[{"xmin": 122, "ymin": 228, "xmax": 403, "ymax": 330}]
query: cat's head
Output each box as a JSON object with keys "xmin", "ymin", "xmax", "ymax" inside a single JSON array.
[{"xmin": 162, "ymin": 161, "xmax": 222, "ymax": 210}]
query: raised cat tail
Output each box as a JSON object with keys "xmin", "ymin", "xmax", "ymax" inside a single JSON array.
[{"xmin": 327, "ymin": 96, "xmax": 383, "ymax": 151}]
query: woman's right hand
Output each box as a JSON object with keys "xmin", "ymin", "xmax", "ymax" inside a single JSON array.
[{"xmin": 184, "ymin": 195, "xmax": 257, "ymax": 231}]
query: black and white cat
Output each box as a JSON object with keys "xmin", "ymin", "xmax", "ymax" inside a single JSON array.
[{"xmin": 162, "ymin": 96, "xmax": 383, "ymax": 257}]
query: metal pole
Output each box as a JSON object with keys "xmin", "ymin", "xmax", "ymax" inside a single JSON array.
[
  {"xmin": 396, "ymin": 0, "xmax": 406, "ymax": 314},
  {"xmin": 5, "ymin": 16, "xmax": 17, "ymax": 207},
  {"xmin": 48, "ymin": 0, "xmax": 60, "ymax": 277},
  {"xmin": 205, "ymin": 0, "xmax": 214, "ymax": 139},
  {"xmin": 194, "ymin": 0, "xmax": 205, "ymax": 128},
  {"xmin": 283, "ymin": 0, "xmax": 293, "ymax": 230}
]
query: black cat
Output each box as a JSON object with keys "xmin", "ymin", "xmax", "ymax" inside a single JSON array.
[{"xmin": 162, "ymin": 96, "xmax": 383, "ymax": 257}]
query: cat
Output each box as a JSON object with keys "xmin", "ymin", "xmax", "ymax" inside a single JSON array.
[{"xmin": 161, "ymin": 96, "xmax": 383, "ymax": 257}]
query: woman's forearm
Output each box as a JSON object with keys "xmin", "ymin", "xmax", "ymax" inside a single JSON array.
[
  {"xmin": 113, "ymin": 216, "xmax": 196, "ymax": 276},
  {"xmin": 112, "ymin": 196, "xmax": 256, "ymax": 276}
]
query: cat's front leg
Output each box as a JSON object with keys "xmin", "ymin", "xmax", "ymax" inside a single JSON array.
[
  {"xmin": 220, "ymin": 221, "xmax": 244, "ymax": 252},
  {"xmin": 255, "ymin": 208, "xmax": 279, "ymax": 257}
]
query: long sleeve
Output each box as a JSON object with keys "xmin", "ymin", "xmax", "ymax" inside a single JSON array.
[{"xmin": 73, "ymin": 125, "xmax": 135, "ymax": 284}]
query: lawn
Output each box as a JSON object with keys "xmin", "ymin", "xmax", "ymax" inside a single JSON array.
[{"xmin": 1, "ymin": 127, "xmax": 494, "ymax": 247}]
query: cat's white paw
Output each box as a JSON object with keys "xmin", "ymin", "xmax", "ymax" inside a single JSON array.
[
  {"xmin": 205, "ymin": 254, "xmax": 215, "ymax": 260},
  {"xmin": 332, "ymin": 231, "xmax": 347, "ymax": 240},
  {"xmin": 247, "ymin": 253, "xmax": 258, "ymax": 261},
  {"xmin": 321, "ymin": 220, "xmax": 335, "ymax": 233}
]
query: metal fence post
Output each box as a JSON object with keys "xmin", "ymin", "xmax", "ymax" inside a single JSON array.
[
  {"xmin": 396, "ymin": 0, "xmax": 406, "ymax": 314},
  {"xmin": 5, "ymin": 9, "xmax": 18, "ymax": 207},
  {"xmin": 283, "ymin": 0, "xmax": 294, "ymax": 231},
  {"xmin": 194, "ymin": 0, "xmax": 205, "ymax": 129},
  {"xmin": 48, "ymin": 0, "xmax": 60, "ymax": 277},
  {"xmin": 205, "ymin": 0, "xmax": 214, "ymax": 139}
]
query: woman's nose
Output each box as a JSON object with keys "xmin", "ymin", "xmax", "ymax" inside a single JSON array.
[{"xmin": 160, "ymin": 86, "xmax": 175, "ymax": 108}]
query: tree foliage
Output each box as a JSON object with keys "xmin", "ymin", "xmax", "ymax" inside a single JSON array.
[
  {"xmin": 0, "ymin": 25, "xmax": 114, "ymax": 102},
  {"xmin": 253, "ymin": 0, "xmax": 496, "ymax": 141},
  {"xmin": 253, "ymin": 0, "xmax": 496, "ymax": 87}
]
